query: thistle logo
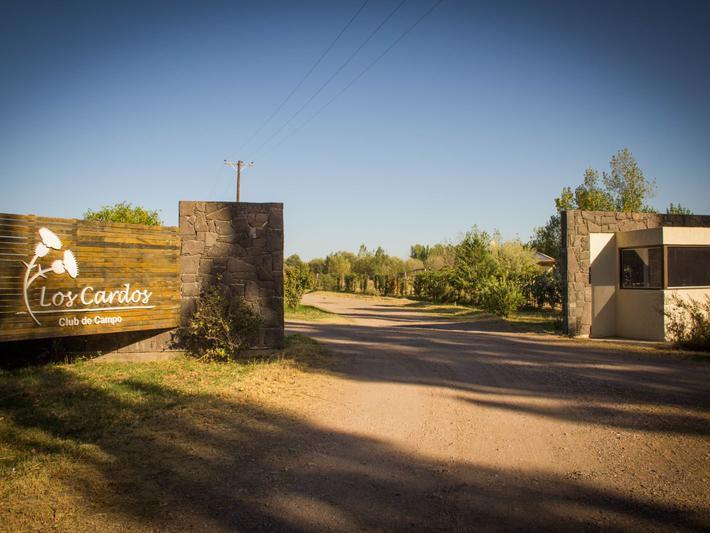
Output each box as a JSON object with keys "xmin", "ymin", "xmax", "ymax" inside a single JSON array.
[
  {"xmin": 19, "ymin": 227, "xmax": 155, "ymax": 327},
  {"xmin": 22, "ymin": 228, "xmax": 79, "ymax": 325}
]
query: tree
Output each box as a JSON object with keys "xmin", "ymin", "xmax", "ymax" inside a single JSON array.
[
  {"xmin": 491, "ymin": 239, "xmax": 539, "ymax": 286},
  {"xmin": 284, "ymin": 255, "xmax": 311, "ymax": 308},
  {"xmin": 534, "ymin": 148, "xmax": 660, "ymax": 260},
  {"xmin": 603, "ymin": 148, "xmax": 656, "ymax": 212},
  {"xmin": 325, "ymin": 252, "xmax": 353, "ymax": 291},
  {"xmin": 424, "ymin": 243, "xmax": 456, "ymax": 271},
  {"xmin": 530, "ymin": 214, "xmax": 562, "ymax": 260},
  {"xmin": 308, "ymin": 258, "xmax": 326, "ymax": 275},
  {"xmin": 410, "ymin": 244, "xmax": 431, "ymax": 262},
  {"xmin": 555, "ymin": 168, "xmax": 615, "ymax": 212},
  {"xmin": 84, "ymin": 201, "xmax": 162, "ymax": 225},
  {"xmin": 667, "ymin": 203, "xmax": 693, "ymax": 215},
  {"xmin": 454, "ymin": 227, "xmax": 498, "ymax": 304},
  {"xmin": 553, "ymin": 149, "xmax": 656, "ymax": 213}
]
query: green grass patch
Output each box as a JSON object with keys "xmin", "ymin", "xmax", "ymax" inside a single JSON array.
[
  {"xmin": 506, "ymin": 308, "xmax": 562, "ymax": 334},
  {"xmin": 285, "ymin": 303, "xmax": 343, "ymax": 321},
  {"xmin": 0, "ymin": 335, "xmax": 324, "ymax": 479},
  {"xmin": 405, "ymin": 299, "xmax": 561, "ymax": 334},
  {"xmin": 405, "ymin": 300, "xmax": 482, "ymax": 317}
]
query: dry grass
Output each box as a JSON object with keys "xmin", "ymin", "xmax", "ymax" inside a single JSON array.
[{"xmin": 0, "ymin": 335, "xmax": 330, "ymax": 531}]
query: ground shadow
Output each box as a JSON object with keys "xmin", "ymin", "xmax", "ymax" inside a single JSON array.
[
  {"xmin": 287, "ymin": 321, "xmax": 710, "ymax": 437},
  {"xmin": 2, "ymin": 366, "xmax": 708, "ymax": 531}
]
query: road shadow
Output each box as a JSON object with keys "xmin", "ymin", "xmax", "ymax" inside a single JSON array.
[
  {"xmin": 287, "ymin": 321, "xmax": 710, "ymax": 437},
  {"xmin": 2, "ymin": 366, "xmax": 708, "ymax": 531},
  {"xmin": 316, "ymin": 303, "xmax": 556, "ymax": 335}
]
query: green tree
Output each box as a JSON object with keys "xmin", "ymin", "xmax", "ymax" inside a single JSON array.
[
  {"xmin": 553, "ymin": 149, "xmax": 656, "ymax": 213},
  {"xmin": 424, "ymin": 243, "xmax": 456, "ymax": 271},
  {"xmin": 534, "ymin": 148, "xmax": 661, "ymax": 261},
  {"xmin": 84, "ymin": 201, "xmax": 162, "ymax": 225},
  {"xmin": 557, "ymin": 168, "xmax": 615, "ymax": 212},
  {"xmin": 667, "ymin": 203, "xmax": 693, "ymax": 215},
  {"xmin": 603, "ymin": 148, "xmax": 656, "ymax": 212},
  {"xmin": 491, "ymin": 239, "xmax": 539, "ymax": 285},
  {"xmin": 529, "ymin": 214, "xmax": 562, "ymax": 260},
  {"xmin": 353, "ymin": 245, "xmax": 376, "ymax": 293},
  {"xmin": 326, "ymin": 252, "xmax": 353, "ymax": 291},
  {"xmin": 308, "ymin": 258, "xmax": 326, "ymax": 274},
  {"xmin": 284, "ymin": 255, "xmax": 312, "ymax": 308},
  {"xmin": 453, "ymin": 227, "xmax": 498, "ymax": 304},
  {"xmin": 410, "ymin": 244, "xmax": 431, "ymax": 262}
]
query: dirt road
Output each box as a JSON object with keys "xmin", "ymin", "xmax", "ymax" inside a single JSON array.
[{"xmin": 277, "ymin": 292, "xmax": 710, "ymax": 531}]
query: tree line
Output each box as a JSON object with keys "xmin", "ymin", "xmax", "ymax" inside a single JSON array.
[
  {"xmin": 285, "ymin": 230, "xmax": 559, "ymax": 317},
  {"xmin": 287, "ymin": 148, "xmax": 691, "ymax": 317}
]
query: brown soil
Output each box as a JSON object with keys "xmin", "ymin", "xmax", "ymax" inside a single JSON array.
[{"xmin": 279, "ymin": 292, "xmax": 710, "ymax": 531}]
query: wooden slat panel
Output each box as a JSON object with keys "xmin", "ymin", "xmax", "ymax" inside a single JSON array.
[{"xmin": 0, "ymin": 212, "xmax": 180, "ymax": 342}]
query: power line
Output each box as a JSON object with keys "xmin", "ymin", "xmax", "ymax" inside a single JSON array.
[
  {"xmin": 233, "ymin": 0, "xmax": 370, "ymax": 155},
  {"xmin": 264, "ymin": 0, "xmax": 445, "ymax": 157},
  {"xmin": 247, "ymin": 0, "xmax": 409, "ymax": 160}
]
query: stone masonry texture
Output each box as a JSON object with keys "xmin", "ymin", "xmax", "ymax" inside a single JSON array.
[
  {"xmin": 179, "ymin": 201, "xmax": 284, "ymax": 349},
  {"xmin": 561, "ymin": 210, "xmax": 710, "ymax": 337}
]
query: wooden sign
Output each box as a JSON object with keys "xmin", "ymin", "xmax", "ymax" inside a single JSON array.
[{"xmin": 0, "ymin": 213, "xmax": 180, "ymax": 342}]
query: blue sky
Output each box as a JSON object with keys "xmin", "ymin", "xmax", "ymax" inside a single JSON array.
[{"xmin": 1, "ymin": 0, "xmax": 709, "ymax": 259}]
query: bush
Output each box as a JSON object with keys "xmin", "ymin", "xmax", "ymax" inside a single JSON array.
[
  {"xmin": 479, "ymin": 278, "xmax": 525, "ymax": 317},
  {"xmin": 178, "ymin": 284, "xmax": 263, "ymax": 361},
  {"xmin": 285, "ymin": 264, "xmax": 310, "ymax": 309},
  {"xmin": 530, "ymin": 269, "xmax": 562, "ymax": 309},
  {"xmin": 84, "ymin": 201, "xmax": 163, "ymax": 226},
  {"xmin": 664, "ymin": 296, "xmax": 710, "ymax": 351},
  {"xmin": 413, "ymin": 269, "xmax": 457, "ymax": 303}
]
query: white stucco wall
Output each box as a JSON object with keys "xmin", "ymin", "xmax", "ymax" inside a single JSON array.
[
  {"xmin": 616, "ymin": 289, "xmax": 665, "ymax": 341},
  {"xmin": 662, "ymin": 227, "xmax": 710, "ymax": 245},
  {"xmin": 590, "ymin": 233, "xmax": 616, "ymax": 338}
]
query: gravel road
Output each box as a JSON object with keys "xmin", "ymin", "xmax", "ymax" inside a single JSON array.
[{"xmin": 277, "ymin": 292, "xmax": 710, "ymax": 531}]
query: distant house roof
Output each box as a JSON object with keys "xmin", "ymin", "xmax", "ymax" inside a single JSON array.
[{"xmin": 535, "ymin": 251, "xmax": 556, "ymax": 266}]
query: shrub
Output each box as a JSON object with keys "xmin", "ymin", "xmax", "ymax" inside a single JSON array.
[
  {"xmin": 178, "ymin": 284, "xmax": 263, "ymax": 361},
  {"xmin": 84, "ymin": 201, "xmax": 163, "ymax": 226},
  {"xmin": 530, "ymin": 268, "xmax": 562, "ymax": 309},
  {"xmin": 479, "ymin": 278, "xmax": 525, "ymax": 317},
  {"xmin": 413, "ymin": 269, "xmax": 457, "ymax": 303},
  {"xmin": 664, "ymin": 296, "xmax": 710, "ymax": 351},
  {"xmin": 285, "ymin": 264, "xmax": 310, "ymax": 309},
  {"xmin": 285, "ymin": 255, "xmax": 313, "ymax": 308}
]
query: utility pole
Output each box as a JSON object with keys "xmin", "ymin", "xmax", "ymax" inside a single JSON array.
[{"xmin": 223, "ymin": 160, "xmax": 254, "ymax": 202}]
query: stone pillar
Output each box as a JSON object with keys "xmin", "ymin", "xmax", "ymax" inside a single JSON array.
[{"xmin": 179, "ymin": 201, "xmax": 284, "ymax": 348}]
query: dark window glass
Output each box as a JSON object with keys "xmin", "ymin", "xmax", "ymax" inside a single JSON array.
[
  {"xmin": 620, "ymin": 247, "xmax": 663, "ymax": 289},
  {"xmin": 668, "ymin": 247, "xmax": 710, "ymax": 287}
]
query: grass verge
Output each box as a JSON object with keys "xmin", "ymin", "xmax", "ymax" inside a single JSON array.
[
  {"xmin": 284, "ymin": 303, "xmax": 346, "ymax": 322},
  {"xmin": 404, "ymin": 299, "xmax": 561, "ymax": 334},
  {"xmin": 0, "ymin": 334, "xmax": 328, "ymax": 530}
]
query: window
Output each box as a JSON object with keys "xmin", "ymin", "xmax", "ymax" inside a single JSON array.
[
  {"xmin": 620, "ymin": 247, "xmax": 663, "ymax": 289},
  {"xmin": 667, "ymin": 246, "xmax": 710, "ymax": 287}
]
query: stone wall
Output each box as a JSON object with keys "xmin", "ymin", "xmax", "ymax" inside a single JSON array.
[
  {"xmin": 179, "ymin": 201, "xmax": 284, "ymax": 348},
  {"xmin": 561, "ymin": 210, "xmax": 710, "ymax": 336}
]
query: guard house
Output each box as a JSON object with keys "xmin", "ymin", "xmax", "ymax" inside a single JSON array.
[
  {"xmin": 561, "ymin": 211, "xmax": 710, "ymax": 341},
  {"xmin": 590, "ymin": 227, "xmax": 710, "ymax": 340}
]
